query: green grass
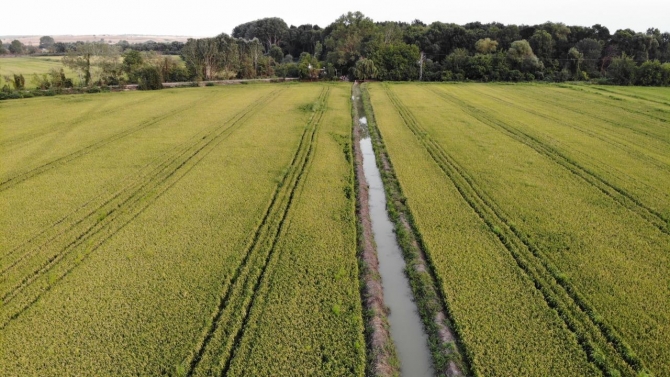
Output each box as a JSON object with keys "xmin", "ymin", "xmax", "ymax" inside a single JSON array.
[
  {"xmin": 0, "ymin": 83, "xmax": 364, "ymax": 375},
  {"xmin": 0, "ymin": 56, "xmax": 77, "ymax": 87},
  {"xmin": 367, "ymin": 82, "xmax": 670, "ymax": 376}
]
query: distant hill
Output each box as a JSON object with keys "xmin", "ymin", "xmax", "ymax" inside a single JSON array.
[{"xmin": 0, "ymin": 34, "xmax": 198, "ymax": 45}]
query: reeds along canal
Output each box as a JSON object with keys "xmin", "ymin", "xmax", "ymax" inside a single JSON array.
[{"xmin": 352, "ymin": 83, "xmax": 434, "ymax": 377}]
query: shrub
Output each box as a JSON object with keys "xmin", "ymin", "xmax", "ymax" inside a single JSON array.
[{"xmin": 137, "ymin": 66, "xmax": 163, "ymax": 90}]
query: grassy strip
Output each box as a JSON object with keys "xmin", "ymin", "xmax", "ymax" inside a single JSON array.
[{"xmin": 361, "ymin": 83, "xmax": 470, "ymax": 376}]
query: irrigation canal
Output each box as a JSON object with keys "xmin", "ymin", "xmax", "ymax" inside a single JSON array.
[{"xmin": 353, "ymin": 83, "xmax": 434, "ymax": 377}]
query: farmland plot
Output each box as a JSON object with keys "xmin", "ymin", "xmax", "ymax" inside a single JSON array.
[
  {"xmin": 366, "ymin": 82, "xmax": 670, "ymax": 376},
  {"xmin": 0, "ymin": 83, "xmax": 364, "ymax": 376}
]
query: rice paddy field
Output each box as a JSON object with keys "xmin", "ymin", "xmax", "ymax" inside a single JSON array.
[
  {"xmin": 1, "ymin": 80, "xmax": 669, "ymax": 376},
  {"xmin": 0, "ymin": 83, "xmax": 364, "ymax": 376},
  {"xmin": 365, "ymin": 82, "xmax": 670, "ymax": 377}
]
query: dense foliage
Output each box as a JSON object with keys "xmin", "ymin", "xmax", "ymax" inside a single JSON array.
[{"xmin": 4, "ymin": 12, "xmax": 667, "ymax": 85}]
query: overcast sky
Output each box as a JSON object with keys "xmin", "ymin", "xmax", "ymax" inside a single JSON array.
[{"xmin": 2, "ymin": 0, "xmax": 668, "ymax": 37}]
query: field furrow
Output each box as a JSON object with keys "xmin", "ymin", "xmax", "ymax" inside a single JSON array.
[
  {"xmin": 1, "ymin": 84, "xmax": 338, "ymax": 376},
  {"xmin": 225, "ymin": 84, "xmax": 365, "ymax": 376}
]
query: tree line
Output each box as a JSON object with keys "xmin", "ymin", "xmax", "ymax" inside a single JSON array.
[
  {"xmin": 174, "ymin": 12, "xmax": 670, "ymax": 86},
  {"xmin": 3, "ymin": 12, "xmax": 670, "ymax": 88}
]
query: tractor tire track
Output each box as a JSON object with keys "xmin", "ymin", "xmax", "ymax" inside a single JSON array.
[
  {"xmin": 0, "ymin": 88, "xmax": 285, "ymax": 328},
  {"xmin": 0, "ymin": 93, "xmax": 214, "ymax": 193},
  {"xmin": 1, "ymin": 89, "xmax": 281, "ymax": 274},
  {"xmin": 461, "ymin": 85, "xmax": 670, "ymax": 174},
  {"xmin": 184, "ymin": 87, "xmax": 329, "ymax": 377},
  {"xmin": 428, "ymin": 87, "xmax": 670, "ymax": 235},
  {"xmin": 382, "ymin": 84, "xmax": 645, "ymax": 377},
  {"xmin": 555, "ymin": 85, "xmax": 670, "ymax": 127},
  {"xmin": 0, "ymin": 93, "xmax": 160, "ymax": 151}
]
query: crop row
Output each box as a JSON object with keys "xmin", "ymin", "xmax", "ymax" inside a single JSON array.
[
  {"xmin": 380, "ymin": 83, "xmax": 644, "ymax": 377},
  {"xmin": 0, "ymin": 92, "xmax": 215, "ymax": 193},
  {"xmin": 0, "ymin": 84, "xmax": 341, "ymax": 375},
  {"xmin": 0, "ymin": 87, "xmax": 285, "ymax": 329},
  {"xmin": 224, "ymin": 84, "xmax": 366, "ymax": 376},
  {"xmin": 429, "ymin": 86, "xmax": 669, "ymax": 236},
  {"xmin": 367, "ymin": 84, "xmax": 597, "ymax": 376},
  {"xmin": 184, "ymin": 87, "xmax": 332, "ymax": 376},
  {"xmin": 457, "ymin": 84, "xmax": 670, "ymax": 224}
]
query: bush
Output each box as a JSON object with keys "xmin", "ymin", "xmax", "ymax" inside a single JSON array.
[
  {"xmin": 87, "ymin": 87, "xmax": 101, "ymax": 93},
  {"xmin": 137, "ymin": 66, "xmax": 163, "ymax": 90},
  {"xmin": 205, "ymin": 82, "xmax": 215, "ymax": 86}
]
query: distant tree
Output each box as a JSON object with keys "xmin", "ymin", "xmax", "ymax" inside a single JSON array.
[
  {"xmin": 372, "ymin": 42, "xmax": 420, "ymax": 80},
  {"xmin": 635, "ymin": 60, "xmax": 670, "ymax": 86},
  {"xmin": 297, "ymin": 53, "xmax": 320, "ymax": 79},
  {"xmin": 507, "ymin": 39, "xmax": 542, "ymax": 72},
  {"xmin": 325, "ymin": 12, "xmax": 379, "ymax": 73},
  {"xmin": 0, "ymin": 44, "xmax": 7, "ymax": 55},
  {"xmin": 475, "ymin": 38, "xmax": 498, "ymax": 54},
  {"xmin": 575, "ymin": 38, "xmax": 603, "ymax": 76},
  {"xmin": 11, "ymin": 74, "xmax": 25, "ymax": 90},
  {"xmin": 529, "ymin": 30, "xmax": 554, "ymax": 64},
  {"xmin": 62, "ymin": 42, "xmax": 120, "ymax": 86},
  {"xmin": 181, "ymin": 38, "xmax": 219, "ymax": 80},
  {"xmin": 122, "ymin": 50, "xmax": 144, "ymax": 82},
  {"xmin": 607, "ymin": 53, "xmax": 637, "ymax": 85},
  {"xmin": 354, "ymin": 57, "xmax": 378, "ymax": 80},
  {"xmin": 136, "ymin": 66, "xmax": 163, "ymax": 90},
  {"xmin": 232, "ymin": 17, "xmax": 289, "ymax": 51},
  {"xmin": 566, "ymin": 47, "xmax": 584, "ymax": 78},
  {"xmin": 269, "ymin": 45, "xmax": 284, "ymax": 63},
  {"xmin": 9, "ymin": 40, "xmax": 24, "ymax": 54},
  {"xmin": 39, "ymin": 36, "xmax": 55, "ymax": 49}
]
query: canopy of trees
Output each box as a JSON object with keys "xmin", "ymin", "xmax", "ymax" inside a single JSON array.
[{"xmin": 7, "ymin": 14, "xmax": 668, "ymax": 87}]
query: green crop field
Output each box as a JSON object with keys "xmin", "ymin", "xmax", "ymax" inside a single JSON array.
[
  {"xmin": 0, "ymin": 56, "xmax": 77, "ymax": 86},
  {"xmin": 1, "ymin": 79, "xmax": 669, "ymax": 377},
  {"xmin": 0, "ymin": 83, "xmax": 364, "ymax": 376},
  {"xmin": 365, "ymin": 82, "xmax": 670, "ymax": 377}
]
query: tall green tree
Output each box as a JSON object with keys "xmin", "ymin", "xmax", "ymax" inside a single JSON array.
[
  {"xmin": 607, "ymin": 53, "xmax": 637, "ymax": 85},
  {"xmin": 529, "ymin": 30, "xmax": 554, "ymax": 65},
  {"xmin": 62, "ymin": 42, "xmax": 120, "ymax": 86},
  {"xmin": 324, "ymin": 12, "xmax": 379, "ymax": 74},
  {"xmin": 507, "ymin": 40, "xmax": 542, "ymax": 73},
  {"xmin": 575, "ymin": 38, "xmax": 603, "ymax": 76},
  {"xmin": 475, "ymin": 38, "xmax": 498, "ymax": 54},
  {"xmin": 9, "ymin": 40, "xmax": 24, "ymax": 54},
  {"xmin": 354, "ymin": 57, "xmax": 378, "ymax": 80},
  {"xmin": 39, "ymin": 36, "xmax": 55, "ymax": 49}
]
